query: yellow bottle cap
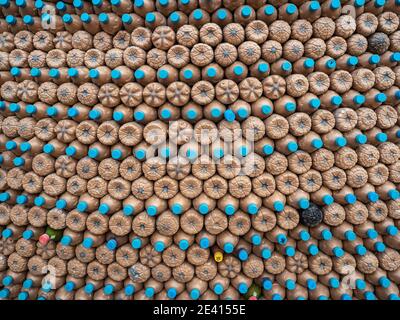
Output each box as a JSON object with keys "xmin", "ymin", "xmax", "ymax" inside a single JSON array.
[{"xmin": 214, "ymin": 251, "xmax": 223, "ymax": 263}]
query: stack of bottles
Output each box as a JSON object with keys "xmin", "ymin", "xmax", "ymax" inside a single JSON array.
[{"xmin": 0, "ymin": 0, "xmax": 400, "ymax": 300}]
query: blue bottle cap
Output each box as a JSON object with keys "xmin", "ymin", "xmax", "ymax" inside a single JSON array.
[
  {"xmin": 77, "ymin": 201, "xmax": 88, "ymax": 212},
  {"xmin": 224, "ymin": 109, "xmax": 236, "ymax": 122},
  {"xmin": 388, "ymin": 189, "xmax": 400, "ymax": 200},
  {"xmin": 285, "ymin": 279, "xmax": 296, "ymax": 290},
  {"xmin": 193, "ymin": 9, "xmax": 203, "ymax": 20},
  {"xmin": 299, "ymin": 230, "xmax": 310, "ymax": 241},
  {"xmin": 5, "ymin": 15, "xmax": 16, "ymax": 25},
  {"xmin": 111, "ymin": 69, "xmax": 121, "ymax": 79},
  {"xmin": 262, "ymin": 248, "xmax": 271, "ymax": 260},
  {"xmin": 167, "ymin": 287, "xmax": 177, "ymax": 298},
  {"xmin": 5, "ymin": 140, "xmax": 17, "ymax": 150},
  {"xmin": 199, "ymin": 238, "xmax": 209, "ymax": 249},
  {"xmin": 354, "ymin": 94, "xmax": 365, "ymax": 105},
  {"xmin": 23, "ymin": 15, "xmax": 34, "ymax": 24},
  {"xmin": 121, "ymin": 205, "xmax": 134, "ymax": 216},
  {"xmin": 356, "ymin": 245, "xmax": 367, "ymax": 256},
  {"xmin": 223, "ymin": 242, "xmax": 234, "ymax": 253},
  {"xmin": 67, "ymin": 107, "xmax": 79, "ymax": 118},
  {"xmin": 389, "ymin": 294, "xmax": 400, "ymax": 300},
  {"xmin": 374, "ymin": 0, "xmax": 385, "ymax": 7},
  {"xmin": 238, "ymin": 249, "xmax": 248, "ymax": 261},
  {"xmin": 154, "ymin": 241, "xmax": 165, "ymax": 252},
  {"xmin": 68, "ymin": 68, "xmax": 78, "ymax": 78},
  {"xmin": 212, "ymin": 283, "xmax": 224, "ymax": 295},
  {"xmin": 35, "ymin": 0, "xmax": 44, "ymax": 8},
  {"xmin": 332, "ymin": 247, "xmax": 344, "ymax": 257},
  {"xmin": 330, "ymin": 0, "xmax": 341, "ymax": 9},
  {"xmin": 326, "ymin": 59, "xmax": 336, "ymax": 69},
  {"xmin": 276, "ymin": 234, "xmax": 287, "ymax": 245},
  {"xmin": 0, "ymin": 289, "xmax": 10, "ymax": 298},
  {"xmin": 241, "ymin": 5, "xmax": 252, "ymax": 18},
  {"xmin": 23, "ymin": 279, "xmax": 33, "ymax": 289},
  {"xmin": 375, "ymin": 93, "xmax": 387, "ymax": 103},
  {"xmin": 258, "ymin": 62, "xmax": 268, "ymax": 73},
  {"xmin": 329, "ymin": 278, "xmax": 340, "ymax": 288},
  {"xmin": 34, "ymin": 196, "xmax": 45, "ymax": 206},
  {"xmin": 286, "ymin": 3, "xmax": 297, "ymax": 14},
  {"xmin": 1, "ymin": 228, "xmax": 12, "ymax": 238},
  {"xmin": 135, "ymin": 149, "xmax": 146, "ymax": 160},
  {"xmin": 341, "ymin": 294, "xmax": 352, "ymax": 300},
  {"xmin": 287, "ymin": 141, "xmax": 298, "ymax": 152},
  {"xmin": 310, "ymin": 98, "xmax": 320, "ymax": 109},
  {"xmin": 307, "ymin": 279, "xmax": 317, "ymax": 290},
  {"xmin": 379, "ymin": 277, "xmax": 390, "ymax": 288},
  {"xmin": 104, "ymin": 284, "xmax": 114, "ymax": 295},
  {"xmin": 298, "ymin": 198, "xmax": 309, "ymax": 209},
  {"xmin": 0, "ymin": 192, "xmax": 10, "ymax": 202},
  {"xmin": 207, "ymin": 67, "xmax": 217, "ymax": 78},
  {"xmin": 133, "ymin": 69, "xmax": 145, "ymax": 81},
  {"xmin": 233, "ymin": 65, "xmax": 243, "ymax": 76},
  {"xmin": 145, "ymin": 12, "xmax": 156, "ymax": 23},
  {"xmin": 161, "ymin": 109, "xmax": 172, "ymax": 119},
  {"xmin": 10, "ymin": 67, "xmax": 21, "ymax": 77},
  {"xmin": 355, "ymin": 134, "xmax": 367, "ymax": 144},
  {"xmin": 364, "ymin": 292, "xmax": 375, "ymax": 300},
  {"xmin": 111, "ymin": 0, "xmax": 121, "ymax": 4},
  {"xmin": 170, "ymin": 12, "xmax": 180, "ymax": 23},
  {"xmin": 82, "ymin": 237, "xmax": 93, "ymax": 248},
  {"xmin": 122, "ymin": 13, "xmax": 132, "ymax": 24},
  {"xmin": 309, "ymin": 244, "xmax": 319, "ymax": 256},
  {"xmin": 222, "ymin": 204, "xmax": 235, "ymax": 216},
  {"xmin": 55, "ymin": 199, "xmax": 67, "ymax": 210},
  {"xmin": 321, "ymin": 229, "xmax": 332, "ymax": 240},
  {"xmin": 281, "ymin": 61, "xmax": 292, "ymax": 71},
  {"xmin": 61, "ymin": 235, "xmax": 72, "ymax": 246},
  {"xmin": 367, "ymin": 229, "xmax": 378, "ymax": 239},
  {"xmin": 99, "ymin": 203, "xmax": 110, "ymax": 215},
  {"xmin": 285, "ymin": 102, "xmax": 296, "ymax": 112},
  {"xmin": 347, "ymin": 56, "xmax": 358, "ymax": 66},
  {"xmin": 345, "ymin": 230, "xmax": 356, "ymax": 241},
  {"xmin": 179, "ymin": 239, "xmax": 189, "ymax": 250},
  {"xmin": 303, "ymin": 58, "xmax": 314, "ymax": 69},
  {"xmin": 46, "ymin": 106, "xmax": 58, "ymax": 117},
  {"xmin": 273, "ymin": 201, "xmax": 284, "ymax": 212},
  {"xmin": 144, "ymin": 287, "xmax": 155, "ymax": 298},
  {"xmin": 186, "ymin": 109, "xmax": 197, "ymax": 120},
  {"xmin": 375, "ymin": 242, "xmax": 386, "ymax": 252},
  {"xmin": 369, "ymin": 54, "xmax": 380, "ymax": 64},
  {"xmin": 65, "ymin": 281, "xmax": 75, "ymax": 292},
  {"xmin": 335, "ymin": 136, "xmax": 347, "ymax": 147},
  {"xmin": 198, "ymin": 203, "xmax": 209, "ymax": 214},
  {"xmin": 84, "ymin": 283, "xmax": 95, "ymax": 294},
  {"xmin": 272, "ymin": 293, "xmax": 282, "ymax": 300},
  {"xmin": 285, "ymin": 246, "xmax": 295, "ymax": 257},
  {"xmin": 89, "ymin": 69, "xmax": 99, "ymax": 79},
  {"xmin": 0, "ymin": 0, "xmax": 9, "ymax": 6},
  {"xmin": 391, "ymin": 52, "xmax": 400, "ymax": 62},
  {"xmin": 240, "ymin": 145, "xmax": 248, "ymax": 157},
  {"xmin": 106, "ymin": 239, "xmax": 117, "ymax": 250},
  {"xmin": 366, "ymin": 191, "xmax": 378, "ymax": 202},
  {"xmin": 210, "ymin": 108, "xmax": 221, "ymax": 118},
  {"xmin": 9, "ymin": 103, "xmax": 20, "ymax": 112},
  {"xmin": 311, "ymin": 139, "xmax": 323, "ymax": 149},
  {"xmin": 111, "ymin": 149, "xmax": 123, "ymax": 160},
  {"xmin": 322, "ymin": 195, "xmax": 334, "ymax": 205},
  {"xmin": 309, "ymin": 1, "xmax": 320, "ymax": 11},
  {"xmin": 331, "ymin": 95, "xmax": 342, "ymax": 106},
  {"xmin": 238, "ymin": 283, "xmax": 248, "ymax": 294},
  {"xmin": 262, "ymin": 104, "xmax": 272, "ymax": 115},
  {"xmin": 147, "ymin": 205, "xmax": 157, "ymax": 216},
  {"xmin": 345, "ymin": 194, "xmax": 356, "ymax": 204},
  {"xmin": 2, "ymin": 275, "xmax": 13, "ymax": 286},
  {"xmin": 134, "ymin": 111, "xmax": 145, "ymax": 121},
  {"xmin": 212, "ymin": 148, "xmax": 223, "ymax": 159},
  {"xmin": 247, "ymin": 203, "xmax": 258, "ymax": 215},
  {"xmin": 387, "ymin": 225, "xmax": 398, "ymax": 236},
  {"xmin": 158, "ymin": 69, "xmax": 169, "ymax": 80},
  {"xmin": 251, "ymin": 234, "xmax": 261, "ymax": 246},
  {"xmin": 264, "ymin": 4, "xmax": 275, "ymax": 15},
  {"xmin": 88, "ymin": 148, "xmax": 99, "ymax": 159},
  {"xmin": 22, "ymin": 230, "xmax": 33, "ymax": 240},
  {"xmin": 13, "ymin": 157, "xmax": 25, "ymax": 167},
  {"xmin": 216, "ymin": 9, "xmax": 227, "ymax": 20},
  {"xmin": 183, "ymin": 69, "xmax": 193, "ymax": 80},
  {"xmin": 190, "ymin": 288, "xmax": 200, "ymax": 300},
  {"xmin": 16, "ymin": 195, "xmax": 28, "ymax": 204},
  {"xmin": 65, "ymin": 146, "xmax": 77, "ymax": 157},
  {"xmin": 355, "ymin": 279, "xmax": 366, "ymax": 290},
  {"xmin": 16, "ymin": 0, "xmax": 26, "ymax": 6},
  {"xmin": 135, "ymin": 0, "xmax": 144, "ymax": 6},
  {"xmin": 131, "ymin": 238, "xmax": 141, "ymax": 249},
  {"xmin": 262, "ymin": 144, "xmax": 274, "ymax": 155}
]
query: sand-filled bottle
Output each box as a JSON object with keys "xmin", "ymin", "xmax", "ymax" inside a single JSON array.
[
  {"xmin": 80, "ymin": 13, "xmax": 101, "ymax": 34},
  {"xmin": 186, "ymin": 277, "xmax": 208, "ymax": 300}
]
